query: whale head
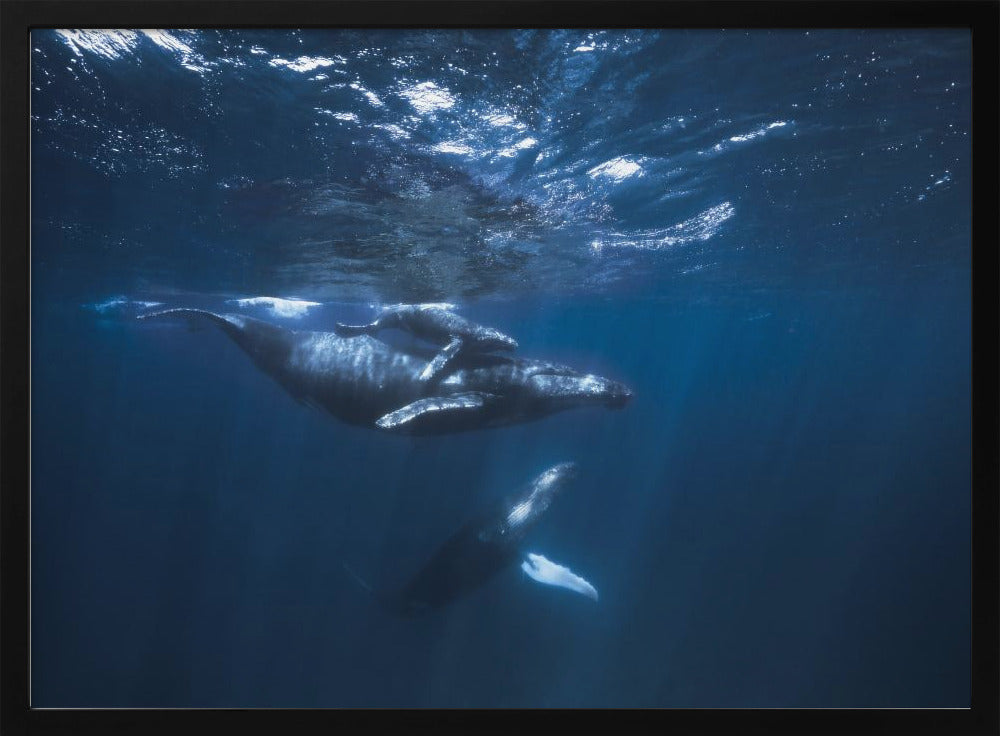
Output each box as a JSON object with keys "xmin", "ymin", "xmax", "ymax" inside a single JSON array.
[
  {"xmin": 532, "ymin": 461, "xmax": 579, "ymax": 491},
  {"xmin": 524, "ymin": 364, "xmax": 633, "ymax": 412},
  {"xmin": 502, "ymin": 461, "xmax": 578, "ymax": 534}
]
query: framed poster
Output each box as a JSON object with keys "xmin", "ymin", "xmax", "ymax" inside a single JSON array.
[{"xmin": 3, "ymin": 2, "xmax": 996, "ymax": 734}]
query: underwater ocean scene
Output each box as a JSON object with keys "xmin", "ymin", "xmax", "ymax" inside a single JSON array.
[{"xmin": 31, "ymin": 29, "xmax": 971, "ymax": 708}]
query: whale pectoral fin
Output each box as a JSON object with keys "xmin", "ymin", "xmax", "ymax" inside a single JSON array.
[
  {"xmin": 375, "ymin": 391, "xmax": 496, "ymax": 431},
  {"xmin": 333, "ymin": 320, "xmax": 377, "ymax": 338},
  {"xmin": 521, "ymin": 552, "xmax": 599, "ymax": 602},
  {"xmin": 419, "ymin": 337, "xmax": 464, "ymax": 381}
]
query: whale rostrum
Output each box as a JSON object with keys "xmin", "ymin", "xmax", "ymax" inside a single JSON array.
[{"xmin": 139, "ymin": 308, "xmax": 631, "ymax": 435}]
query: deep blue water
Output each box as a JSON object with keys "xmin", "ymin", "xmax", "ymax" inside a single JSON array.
[{"xmin": 31, "ymin": 29, "xmax": 970, "ymax": 708}]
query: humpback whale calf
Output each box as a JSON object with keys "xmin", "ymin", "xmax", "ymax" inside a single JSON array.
[
  {"xmin": 344, "ymin": 462, "xmax": 598, "ymax": 615},
  {"xmin": 334, "ymin": 303, "xmax": 518, "ymax": 382},
  {"xmin": 138, "ymin": 309, "xmax": 631, "ymax": 435}
]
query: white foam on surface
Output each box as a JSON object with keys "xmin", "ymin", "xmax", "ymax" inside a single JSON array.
[
  {"xmin": 56, "ymin": 30, "xmax": 140, "ymax": 59},
  {"xmin": 230, "ymin": 296, "xmax": 321, "ymax": 318},
  {"xmin": 706, "ymin": 120, "xmax": 790, "ymax": 154},
  {"xmin": 378, "ymin": 302, "xmax": 457, "ymax": 312},
  {"xmin": 521, "ymin": 553, "xmax": 598, "ymax": 601},
  {"xmin": 90, "ymin": 296, "xmax": 163, "ymax": 314},
  {"xmin": 316, "ymin": 109, "xmax": 359, "ymax": 123},
  {"xmin": 432, "ymin": 141, "xmax": 475, "ymax": 155},
  {"xmin": 590, "ymin": 202, "xmax": 735, "ymax": 251},
  {"xmin": 350, "ymin": 82, "xmax": 384, "ymax": 108},
  {"xmin": 399, "ymin": 81, "xmax": 456, "ymax": 114},
  {"xmin": 481, "ymin": 111, "xmax": 526, "ymax": 130},
  {"xmin": 373, "ymin": 123, "xmax": 410, "ymax": 140},
  {"xmin": 496, "ymin": 137, "xmax": 539, "ymax": 158},
  {"xmin": 269, "ymin": 55, "xmax": 344, "ymax": 73},
  {"xmin": 141, "ymin": 30, "xmax": 194, "ymax": 57},
  {"xmin": 587, "ymin": 156, "xmax": 645, "ymax": 182},
  {"xmin": 55, "ymin": 30, "xmax": 208, "ymax": 72}
]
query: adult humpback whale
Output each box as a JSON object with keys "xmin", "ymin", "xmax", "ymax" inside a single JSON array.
[
  {"xmin": 138, "ymin": 309, "xmax": 631, "ymax": 435},
  {"xmin": 344, "ymin": 462, "xmax": 598, "ymax": 615}
]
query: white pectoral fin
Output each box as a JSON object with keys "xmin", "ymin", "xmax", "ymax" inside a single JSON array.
[
  {"xmin": 375, "ymin": 391, "xmax": 494, "ymax": 431},
  {"xmin": 521, "ymin": 552, "xmax": 599, "ymax": 602},
  {"xmin": 419, "ymin": 337, "xmax": 463, "ymax": 381}
]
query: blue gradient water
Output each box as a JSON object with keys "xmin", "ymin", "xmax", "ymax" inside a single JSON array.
[{"xmin": 31, "ymin": 29, "xmax": 970, "ymax": 707}]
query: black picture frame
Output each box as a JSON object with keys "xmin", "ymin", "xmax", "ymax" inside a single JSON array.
[{"xmin": 3, "ymin": 2, "xmax": 997, "ymax": 734}]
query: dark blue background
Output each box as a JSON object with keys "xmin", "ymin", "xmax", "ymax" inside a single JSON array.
[{"xmin": 31, "ymin": 29, "xmax": 970, "ymax": 707}]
